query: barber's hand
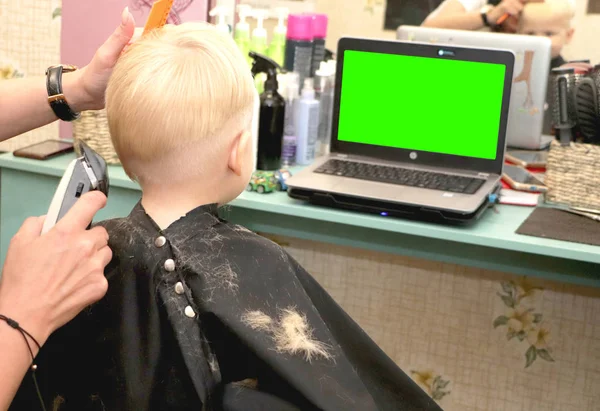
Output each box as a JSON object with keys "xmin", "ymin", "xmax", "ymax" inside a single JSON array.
[
  {"xmin": 0, "ymin": 192, "xmax": 112, "ymax": 349},
  {"xmin": 487, "ymin": 0, "xmax": 526, "ymax": 23},
  {"xmin": 75, "ymin": 7, "xmax": 136, "ymax": 111}
]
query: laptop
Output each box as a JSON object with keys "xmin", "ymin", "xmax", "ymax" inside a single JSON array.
[
  {"xmin": 397, "ymin": 26, "xmax": 553, "ymax": 150},
  {"xmin": 286, "ymin": 37, "xmax": 514, "ymax": 225}
]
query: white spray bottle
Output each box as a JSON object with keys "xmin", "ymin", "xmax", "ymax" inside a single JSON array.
[
  {"xmin": 209, "ymin": 5, "xmax": 231, "ymax": 35},
  {"xmin": 234, "ymin": 4, "xmax": 252, "ymax": 64},
  {"xmin": 268, "ymin": 7, "xmax": 288, "ymax": 67},
  {"xmin": 250, "ymin": 9, "xmax": 268, "ymax": 56}
]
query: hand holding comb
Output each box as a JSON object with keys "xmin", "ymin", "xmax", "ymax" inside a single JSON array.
[{"xmin": 494, "ymin": 0, "xmax": 543, "ymax": 28}]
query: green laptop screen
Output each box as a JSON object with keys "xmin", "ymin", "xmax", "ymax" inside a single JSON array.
[{"xmin": 337, "ymin": 50, "xmax": 506, "ymax": 160}]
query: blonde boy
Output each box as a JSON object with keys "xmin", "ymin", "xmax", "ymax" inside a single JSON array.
[
  {"xmin": 11, "ymin": 23, "xmax": 439, "ymax": 411},
  {"xmin": 106, "ymin": 23, "xmax": 256, "ymax": 228},
  {"xmin": 518, "ymin": 0, "xmax": 576, "ymax": 64}
]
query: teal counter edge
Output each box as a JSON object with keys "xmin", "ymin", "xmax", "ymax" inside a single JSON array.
[{"xmin": 1, "ymin": 152, "xmax": 599, "ymax": 266}]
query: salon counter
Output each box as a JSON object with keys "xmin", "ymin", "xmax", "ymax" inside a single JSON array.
[{"xmin": 1, "ymin": 152, "xmax": 599, "ymax": 287}]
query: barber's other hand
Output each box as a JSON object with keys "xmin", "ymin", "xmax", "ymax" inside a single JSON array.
[
  {"xmin": 0, "ymin": 192, "xmax": 112, "ymax": 349},
  {"xmin": 487, "ymin": 0, "xmax": 525, "ymax": 23},
  {"xmin": 75, "ymin": 7, "xmax": 135, "ymax": 111}
]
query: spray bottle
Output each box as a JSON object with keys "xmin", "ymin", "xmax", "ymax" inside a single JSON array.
[
  {"xmin": 268, "ymin": 7, "xmax": 288, "ymax": 67},
  {"xmin": 209, "ymin": 5, "xmax": 231, "ymax": 35},
  {"xmin": 250, "ymin": 51, "xmax": 286, "ymax": 171},
  {"xmin": 234, "ymin": 5, "xmax": 252, "ymax": 65},
  {"xmin": 296, "ymin": 78, "xmax": 320, "ymax": 165},
  {"xmin": 285, "ymin": 14, "xmax": 313, "ymax": 90}
]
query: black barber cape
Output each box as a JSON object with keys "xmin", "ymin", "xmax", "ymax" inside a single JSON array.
[{"xmin": 11, "ymin": 202, "xmax": 440, "ymax": 411}]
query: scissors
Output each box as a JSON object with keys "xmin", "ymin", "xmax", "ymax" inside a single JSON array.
[{"xmin": 562, "ymin": 206, "xmax": 600, "ymax": 222}]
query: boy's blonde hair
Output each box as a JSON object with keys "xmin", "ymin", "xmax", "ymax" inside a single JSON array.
[
  {"xmin": 106, "ymin": 23, "xmax": 255, "ymax": 183},
  {"xmin": 549, "ymin": 0, "xmax": 576, "ymax": 24},
  {"xmin": 521, "ymin": 0, "xmax": 576, "ymax": 27}
]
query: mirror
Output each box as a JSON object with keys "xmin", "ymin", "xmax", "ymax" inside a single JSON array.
[{"xmin": 227, "ymin": 0, "xmax": 599, "ymax": 63}]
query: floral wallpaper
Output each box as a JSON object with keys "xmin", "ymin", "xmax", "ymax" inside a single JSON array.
[
  {"xmin": 0, "ymin": 0, "xmax": 62, "ymax": 151},
  {"xmin": 0, "ymin": 59, "xmax": 24, "ymax": 80},
  {"xmin": 364, "ymin": 0, "xmax": 384, "ymax": 14},
  {"xmin": 1, "ymin": 4, "xmax": 60, "ymax": 79},
  {"xmin": 493, "ymin": 278, "xmax": 555, "ymax": 368},
  {"xmin": 265, "ymin": 232, "xmax": 600, "ymax": 411},
  {"xmin": 411, "ymin": 370, "xmax": 451, "ymax": 402}
]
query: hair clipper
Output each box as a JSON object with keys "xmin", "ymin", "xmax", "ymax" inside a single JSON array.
[{"xmin": 41, "ymin": 141, "xmax": 109, "ymax": 234}]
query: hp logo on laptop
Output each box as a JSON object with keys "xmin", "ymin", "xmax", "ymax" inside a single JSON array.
[
  {"xmin": 410, "ymin": 152, "xmax": 418, "ymax": 160},
  {"xmin": 438, "ymin": 49, "xmax": 455, "ymax": 57}
]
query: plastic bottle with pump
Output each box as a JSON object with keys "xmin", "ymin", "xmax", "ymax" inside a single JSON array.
[
  {"xmin": 268, "ymin": 7, "xmax": 288, "ymax": 68},
  {"xmin": 209, "ymin": 5, "xmax": 231, "ymax": 35},
  {"xmin": 234, "ymin": 5, "xmax": 252, "ymax": 65},
  {"xmin": 296, "ymin": 78, "xmax": 320, "ymax": 166},
  {"xmin": 250, "ymin": 9, "xmax": 269, "ymax": 95},
  {"xmin": 249, "ymin": 51, "xmax": 286, "ymax": 171},
  {"xmin": 250, "ymin": 9, "xmax": 269, "ymax": 56}
]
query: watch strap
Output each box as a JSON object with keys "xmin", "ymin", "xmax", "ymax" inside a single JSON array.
[
  {"xmin": 481, "ymin": 10, "xmax": 492, "ymax": 27},
  {"xmin": 46, "ymin": 65, "xmax": 80, "ymax": 122}
]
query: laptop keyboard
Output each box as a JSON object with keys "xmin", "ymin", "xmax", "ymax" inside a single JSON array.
[{"xmin": 314, "ymin": 159, "xmax": 486, "ymax": 195}]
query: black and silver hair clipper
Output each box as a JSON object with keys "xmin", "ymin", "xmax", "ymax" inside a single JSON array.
[{"xmin": 42, "ymin": 141, "xmax": 109, "ymax": 234}]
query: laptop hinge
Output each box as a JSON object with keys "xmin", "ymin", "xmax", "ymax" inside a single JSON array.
[
  {"xmin": 335, "ymin": 154, "xmax": 349, "ymax": 159},
  {"xmin": 477, "ymin": 172, "xmax": 490, "ymax": 178}
]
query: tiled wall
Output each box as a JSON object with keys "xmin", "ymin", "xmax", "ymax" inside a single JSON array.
[
  {"xmin": 265, "ymin": 233, "xmax": 600, "ymax": 411},
  {"xmin": 0, "ymin": 0, "xmax": 62, "ymax": 151}
]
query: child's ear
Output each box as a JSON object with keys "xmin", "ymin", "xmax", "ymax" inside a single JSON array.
[
  {"xmin": 566, "ymin": 28, "xmax": 575, "ymax": 44},
  {"xmin": 228, "ymin": 131, "xmax": 251, "ymax": 176}
]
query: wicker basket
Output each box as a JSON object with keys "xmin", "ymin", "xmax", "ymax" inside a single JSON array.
[
  {"xmin": 72, "ymin": 109, "xmax": 120, "ymax": 165},
  {"xmin": 545, "ymin": 140, "xmax": 600, "ymax": 210}
]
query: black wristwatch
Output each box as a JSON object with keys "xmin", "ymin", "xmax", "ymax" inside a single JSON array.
[
  {"xmin": 45, "ymin": 64, "xmax": 80, "ymax": 122},
  {"xmin": 480, "ymin": 5, "xmax": 494, "ymax": 28}
]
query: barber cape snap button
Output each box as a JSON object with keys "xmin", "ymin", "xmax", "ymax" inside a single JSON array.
[
  {"xmin": 164, "ymin": 259, "xmax": 175, "ymax": 272},
  {"xmin": 184, "ymin": 306, "xmax": 196, "ymax": 318}
]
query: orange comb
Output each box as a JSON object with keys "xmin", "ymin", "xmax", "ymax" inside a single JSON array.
[
  {"xmin": 143, "ymin": 0, "xmax": 175, "ymax": 35},
  {"xmin": 496, "ymin": 13, "xmax": 510, "ymax": 25}
]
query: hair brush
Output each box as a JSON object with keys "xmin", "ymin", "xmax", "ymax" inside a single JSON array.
[{"xmin": 574, "ymin": 78, "xmax": 600, "ymax": 144}]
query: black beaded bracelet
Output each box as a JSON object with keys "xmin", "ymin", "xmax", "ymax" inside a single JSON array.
[{"xmin": 0, "ymin": 314, "xmax": 47, "ymax": 411}]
